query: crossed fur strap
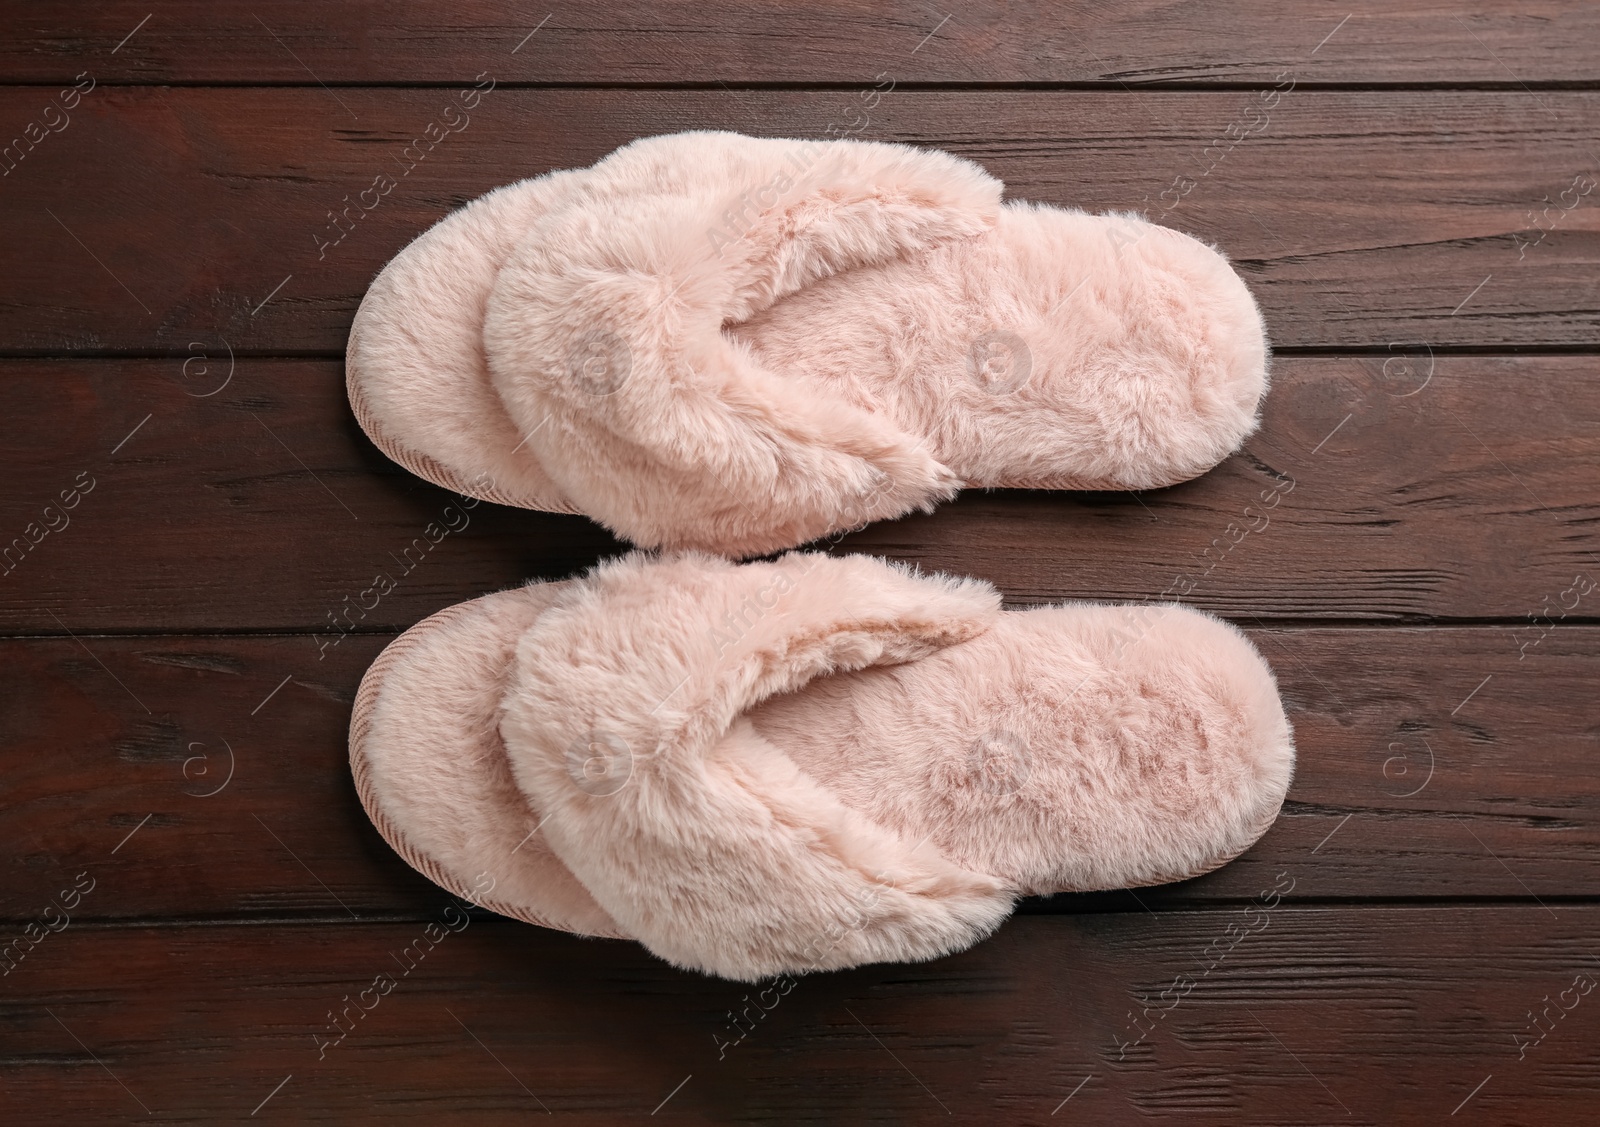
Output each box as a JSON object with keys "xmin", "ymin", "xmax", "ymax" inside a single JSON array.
[
  {"xmin": 481, "ymin": 132, "xmax": 1005, "ymax": 555},
  {"xmin": 496, "ymin": 551, "xmax": 1016, "ymax": 981}
]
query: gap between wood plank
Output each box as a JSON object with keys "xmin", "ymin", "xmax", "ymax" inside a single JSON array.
[
  {"xmin": 31, "ymin": 896, "xmax": 1600, "ymax": 931},
  {"xmin": 4, "ymin": 79, "xmax": 1600, "ymax": 92}
]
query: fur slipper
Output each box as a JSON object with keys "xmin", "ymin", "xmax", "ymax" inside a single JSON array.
[
  {"xmin": 351, "ymin": 552, "xmax": 1294, "ymax": 981},
  {"xmin": 349, "ymin": 131, "xmax": 1271, "ymax": 556}
]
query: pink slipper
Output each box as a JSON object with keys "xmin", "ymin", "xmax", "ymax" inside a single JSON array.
[
  {"xmin": 351, "ymin": 552, "xmax": 1294, "ymax": 981},
  {"xmin": 348, "ymin": 132, "xmax": 1270, "ymax": 556}
]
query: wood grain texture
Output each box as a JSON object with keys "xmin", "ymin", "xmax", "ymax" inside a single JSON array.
[
  {"xmin": 2, "ymin": 625, "xmax": 1596, "ymax": 921},
  {"xmin": 3, "ymin": 910, "xmax": 1596, "ymax": 1123},
  {"xmin": 1, "ymin": 356, "xmax": 1595, "ymax": 632},
  {"xmin": 2, "ymin": 1, "xmax": 1599, "ymax": 86},
  {"xmin": 1, "ymin": 89, "xmax": 1597, "ymax": 354},
  {"xmin": 1, "ymin": 6, "xmax": 1596, "ymax": 1120}
]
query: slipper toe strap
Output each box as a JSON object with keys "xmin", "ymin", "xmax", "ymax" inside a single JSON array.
[
  {"xmin": 496, "ymin": 551, "xmax": 1016, "ymax": 981},
  {"xmin": 483, "ymin": 133, "xmax": 1004, "ymax": 555}
]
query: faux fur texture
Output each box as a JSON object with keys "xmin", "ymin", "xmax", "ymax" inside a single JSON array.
[
  {"xmin": 350, "ymin": 581, "xmax": 625, "ymax": 937},
  {"xmin": 349, "ymin": 131, "xmax": 1271, "ymax": 556},
  {"xmin": 347, "ymin": 170, "xmax": 588, "ymax": 511},
  {"xmin": 352, "ymin": 552, "xmax": 1295, "ymax": 981}
]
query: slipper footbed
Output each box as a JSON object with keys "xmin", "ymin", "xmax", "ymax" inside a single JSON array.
[
  {"xmin": 730, "ymin": 203, "xmax": 1268, "ymax": 492},
  {"xmin": 747, "ymin": 603, "xmax": 1292, "ymax": 895},
  {"xmin": 346, "ymin": 173, "xmax": 587, "ymax": 512},
  {"xmin": 352, "ymin": 582, "xmax": 627, "ymax": 938}
]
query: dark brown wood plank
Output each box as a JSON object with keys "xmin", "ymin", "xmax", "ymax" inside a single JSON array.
[
  {"xmin": 3, "ymin": 909, "xmax": 1597, "ymax": 1122},
  {"xmin": 2, "ymin": 1, "xmax": 1599, "ymax": 85},
  {"xmin": 0, "ymin": 357, "xmax": 622, "ymax": 632},
  {"xmin": 1, "ymin": 89, "xmax": 1596, "ymax": 353},
  {"xmin": 856, "ymin": 355, "xmax": 1600, "ymax": 623},
  {"xmin": 2, "ymin": 625, "xmax": 1596, "ymax": 921},
  {"xmin": 2, "ymin": 356, "xmax": 1595, "ymax": 632}
]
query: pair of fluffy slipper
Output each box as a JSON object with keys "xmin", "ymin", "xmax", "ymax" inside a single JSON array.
[{"xmin": 348, "ymin": 132, "xmax": 1294, "ymax": 982}]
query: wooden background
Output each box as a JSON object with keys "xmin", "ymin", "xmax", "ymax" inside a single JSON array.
[{"xmin": 2, "ymin": 2, "xmax": 1597, "ymax": 1122}]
